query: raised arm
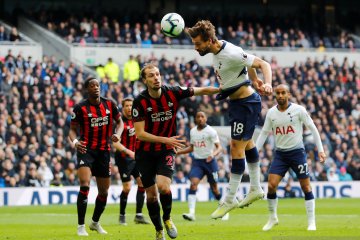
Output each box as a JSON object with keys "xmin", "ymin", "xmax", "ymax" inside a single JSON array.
[{"xmin": 251, "ymin": 57, "xmax": 272, "ymax": 96}]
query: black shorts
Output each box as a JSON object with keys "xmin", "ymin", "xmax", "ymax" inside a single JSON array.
[
  {"xmin": 115, "ymin": 152, "xmax": 140, "ymax": 182},
  {"xmin": 77, "ymin": 149, "xmax": 111, "ymax": 177},
  {"xmin": 135, "ymin": 149, "xmax": 175, "ymax": 188}
]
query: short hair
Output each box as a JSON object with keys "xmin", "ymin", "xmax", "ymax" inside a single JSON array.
[
  {"xmin": 121, "ymin": 97, "xmax": 133, "ymax": 106},
  {"xmin": 84, "ymin": 77, "xmax": 98, "ymax": 88},
  {"xmin": 140, "ymin": 63, "xmax": 157, "ymax": 80},
  {"xmin": 187, "ymin": 20, "xmax": 217, "ymax": 42}
]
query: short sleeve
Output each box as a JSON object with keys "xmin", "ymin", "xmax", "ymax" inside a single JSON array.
[
  {"xmin": 262, "ymin": 111, "xmax": 273, "ymax": 133},
  {"xmin": 238, "ymin": 48, "xmax": 255, "ymax": 67},
  {"xmin": 111, "ymin": 100, "xmax": 121, "ymax": 121},
  {"xmin": 70, "ymin": 104, "xmax": 82, "ymax": 126},
  {"xmin": 132, "ymin": 98, "xmax": 145, "ymax": 122},
  {"xmin": 210, "ymin": 128, "xmax": 220, "ymax": 143},
  {"xmin": 171, "ymin": 86, "xmax": 194, "ymax": 101}
]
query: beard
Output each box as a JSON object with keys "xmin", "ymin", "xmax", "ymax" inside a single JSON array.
[{"xmin": 198, "ymin": 47, "xmax": 211, "ymax": 56}]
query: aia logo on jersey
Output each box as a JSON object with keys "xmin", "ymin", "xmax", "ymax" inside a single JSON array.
[
  {"xmin": 275, "ymin": 125, "xmax": 295, "ymax": 135},
  {"xmin": 194, "ymin": 141, "xmax": 206, "ymax": 148}
]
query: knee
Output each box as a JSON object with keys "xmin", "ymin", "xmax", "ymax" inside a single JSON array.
[
  {"xmin": 146, "ymin": 191, "xmax": 158, "ymax": 203},
  {"xmin": 268, "ymin": 182, "xmax": 278, "ymax": 193},
  {"xmin": 301, "ymin": 185, "xmax": 312, "ymax": 193},
  {"xmin": 122, "ymin": 185, "xmax": 131, "ymax": 193},
  {"xmin": 190, "ymin": 183, "xmax": 198, "ymax": 191}
]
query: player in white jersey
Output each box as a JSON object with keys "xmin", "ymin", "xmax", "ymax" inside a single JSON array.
[
  {"xmin": 187, "ymin": 20, "xmax": 273, "ymax": 218},
  {"xmin": 256, "ymin": 84, "xmax": 326, "ymax": 231},
  {"xmin": 176, "ymin": 112, "xmax": 225, "ymax": 221}
]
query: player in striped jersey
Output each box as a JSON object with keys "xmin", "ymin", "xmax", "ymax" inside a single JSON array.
[
  {"xmin": 113, "ymin": 98, "xmax": 149, "ymax": 225},
  {"xmin": 69, "ymin": 77, "xmax": 124, "ymax": 236},
  {"xmin": 132, "ymin": 63, "xmax": 219, "ymax": 240},
  {"xmin": 256, "ymin": 84, "xmax": 326, "ymax": 231},
  {"xmin": 187, "ymin": 20, "xmax": 273, "ymax": 219}
]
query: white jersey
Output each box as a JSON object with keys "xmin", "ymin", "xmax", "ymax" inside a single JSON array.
[
  {"xmin": 190, "ymin": 125, "xmax": 220, "ymax": 159},
  {"xmin": 257, "ymin": 103, "xmax": 324, "ymax": 152},
  {"xmin": 213, "ymin": 41, "xmax": 255, "ymax": 90}
]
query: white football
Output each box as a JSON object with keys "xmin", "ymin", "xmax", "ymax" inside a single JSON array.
[{"xmin": 161, "ymin": 13, "xmax": 185, "ymax": 37}]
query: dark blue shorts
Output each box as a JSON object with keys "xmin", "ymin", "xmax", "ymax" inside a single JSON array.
[
  {"xmin": 269, "ymin": 148, "xmax": 309, "ymax": 179},
  {"xmin": 189, "ymin": 158, "xmax": 218, "ymax": 184},
  {"xmin": 229, "ymin": 93, "xmax": 261, "ymax": 140}
]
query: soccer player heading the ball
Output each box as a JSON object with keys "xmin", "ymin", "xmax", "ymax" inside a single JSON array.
[
  {"xmin": 256, "ymin": 84, "xmax": 326, "ymax": 231},
  {"xmin": 187, "ymin": 20, "xmax": 273, "ymax": 219}
]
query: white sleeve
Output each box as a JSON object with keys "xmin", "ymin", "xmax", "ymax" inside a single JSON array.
[
  {"xmin": 255, "ymin": 113, "xmax": 272, "ymax": 150},
  {"xmin": 190, "ymin": 129, "xmax": 195, "ymax": 145},
  {"xmin": 300, "ymin": 107, "xmax": 324, "ymax": 152},
  {"xmin": 211, "ymin": 130, "xmax": 220, "ymax": 144},
  {"xmin": 241, "ymin": 50, "xmax": 255, "ymax": 67}
]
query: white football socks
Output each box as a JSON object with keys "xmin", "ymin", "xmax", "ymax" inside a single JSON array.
[
  {"xmin": 305, "ymin": 199, "xmax": 315, "ymax": 224},
  {"xmin": 267, "ymin": 198, "xmax": 278, "ymax": 219},
  {"xmin": 188, "ymin": 194, "xmax": 197, "ymax": 215},
  {"xmin": 247, "ymin": 162, "xmax": 261, "ymax": 190},
  {"xmin": 225, "ymin": 173, "xmax": 243, "ymax": 203}
]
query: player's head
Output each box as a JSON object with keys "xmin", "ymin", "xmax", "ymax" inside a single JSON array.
[
  {"xmin": 195, "ymin": 111, "xmax": 207, "ymax": 128},
  {"xmin": 274, "ymin": 84, "xmax": 290, "ymax": 106},
  {"xmin": 140, "ymin": 63, "xmax": 162, "ymax": 90},
  {"xmin": 121, "ymin": 98, "xmax": 133, "ymax": 118},
  {"xmin": 84, "ymin": 77, "xmax": 100, "ymax": 98},
  {"xmin": 187, "ymin": 20, "xmax": 217, "ymax": 56}
]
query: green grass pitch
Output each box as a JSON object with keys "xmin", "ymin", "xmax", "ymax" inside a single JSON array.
[{"xmin": 0, "ymin": 198, "xmax": 359, "ymax": 240}]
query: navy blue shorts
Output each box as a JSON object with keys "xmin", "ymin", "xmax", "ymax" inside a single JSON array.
[
  {"xmin": 189, "ymin": 158, "xmax": 218, "ymax": 184},
  {"xmin": 269, "ymin": 148, "xmax": 309, "ymax": 179},
  {"xmin": 229, "ymin": 93, "xmax": 261, "ymax": 140}
]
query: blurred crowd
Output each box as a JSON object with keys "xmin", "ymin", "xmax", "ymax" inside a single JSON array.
[
  {"xmin": 0, "ymin": 49, "xmax": 359, "ymax": 188},
  {"xmin": 28, "ymin": 10, "xmax": 358, "ymax": 50}
]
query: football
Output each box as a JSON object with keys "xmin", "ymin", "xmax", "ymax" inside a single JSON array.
[{"xmin": 161, "ymin": 13, "xmax": 185, "ymax": 37}]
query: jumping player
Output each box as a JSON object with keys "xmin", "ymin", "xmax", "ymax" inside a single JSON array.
[{"xmin": 187, "ymin": 20, "xmax": 273, "ymax": 219}]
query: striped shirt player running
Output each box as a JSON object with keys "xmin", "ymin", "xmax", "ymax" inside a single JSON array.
[
  {"xmin": 69, "ymin": 77, "xmax": 124, "ymax": 236},
  {"xmin": 187, "ymin": 20, "xmax": 273, "ymax": 219},
  {"xmin": 256, "ymin": 84, "xmax": 326, "ymax": 231},
  {"xmin": 132, "ymin": 63, "xmax": 219, "ymax": 240},
  {"xmin": 176, "ymin": 111, "xmax": 224, "ymax": 221}
]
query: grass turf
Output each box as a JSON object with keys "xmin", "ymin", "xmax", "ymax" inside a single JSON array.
[{"xmin": 0, "ymin": 198, "xmax": 359, "ymax": 240}]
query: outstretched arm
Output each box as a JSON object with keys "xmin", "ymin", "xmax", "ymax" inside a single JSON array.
[{"xmin": 193, "ymin": 86, "xmax": 220, "ymax": 96}]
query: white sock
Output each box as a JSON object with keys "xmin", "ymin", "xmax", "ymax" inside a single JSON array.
[
  {"xmin": 188, "ymin": 194, "xmax": 196, "ymax": 215},
  {"xmin": 225, "ymin": 173, "xmax": 242, "ymax": 203},
  {"xmin": 305, "ymin": 199, "xmax": 315, "ymax": 224},
  {"xmin": 268, "ymin": 198, "xmax": 278, "ymax": 219},
  {"xmin": 247, "ymin": 162, "xmax": 261, "ymax": 190}
]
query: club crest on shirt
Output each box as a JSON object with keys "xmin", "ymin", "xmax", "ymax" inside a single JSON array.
[
  {"xmin": 106, "ymin": 109, "xmax": 110, "ymax": 114},
  {"xmin": 132, "ymin": 108, "xmax": 139, "ymax": 117},
  {"xmin": 168, "ymin": 102, "xmax": 173, "ymax": 107}
]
